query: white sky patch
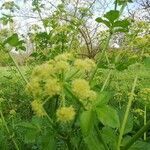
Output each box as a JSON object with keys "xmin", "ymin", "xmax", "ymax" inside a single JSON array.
[{"xmin": 0, "ymin": 0, "xmax": 144, "ymax": 36}]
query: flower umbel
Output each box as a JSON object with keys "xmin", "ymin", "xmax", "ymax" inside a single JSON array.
[
  {"xmin": 54, "ymin": 60, "xmax": 70, "ymax": 73},
  {"xmin": 72, "ymin": 79, "xmax": 90, "ymax": 99},
  {"xmin": 74, "ymin": 58, "xmax": 96, "ymax": 72},
  {"xmin": 45, "ymin": 79, "xmax": 61, "ymax": 97},
  {"xmin": 54, "ymin": 53, "xmax": 73, "ymax": 61},
  {"xmin": 31, "ymin": 63, "xmax": 55, "ymax": 79},
  {"xmin": 31, "ymin": 100, "xmax": 46, "ymax": 117},
  {"xmin": 56, "ymin": 106, "xmax": 75, "ymax": 122}
]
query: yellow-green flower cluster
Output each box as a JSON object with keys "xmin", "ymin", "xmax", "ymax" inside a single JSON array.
[
  {"xmin": 54, "ymin": 52, "xmax": 73, "ymax": 61},
  {"xmin": 45, "ymin": 79, "xmax": 61, "ymax": 97},
  {"xmin": 54, "ymin": 60, "xmax": 70, "ymax": 73},
  {"xmin": 26, "ymin": 79, "xmax": 41, "ymax": 97},
  {"xmin": 72, "ymin": 79, "xmax": 97, "ymax": 101},
  {"xmin": 26, "ymin": 54, "xmax": 72, "ymax": 98},
  {"xmin": 140, "ymin": 88, "xmax": 150, "ymax": 95},
  {"xmin": 74, "ymin": 58, "xmax": 96, "ymax": 72},
  {"xmin": 139, "ymin": 88, "xmax": 150, "ymax": 106},
  {"xmin": 27, "ymin": 52, "xmax": 97, "ymax": 118},
  {"xmin": 133, "ymin": 108, "xmax": 144, "ymax": 116},
  {"xmin": 31, "ymin": 63, "xmax": 55, "ymax": 79},
  {"xmin": 56, "ymin": 106, "xmax": 75, "ymax": 122},
  {"xmin": 9, "ymin": 109, "xmax": 16, "ymax": 116},
  {"xmin": 31, "ymin": 100, "xmax": 46, "ymax": 117}
]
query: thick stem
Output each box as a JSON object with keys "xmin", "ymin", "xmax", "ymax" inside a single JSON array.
[{"xmin": 117, "ymin": 75, "xmax": 138, "ymax": 150}]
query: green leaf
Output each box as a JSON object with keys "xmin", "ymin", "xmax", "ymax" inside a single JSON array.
[
  {"xmin": 129, "ymin": 141, "xmax": 150, "ymax": 150},
  {"xmin": 114, "ymin": 20, "xmax": 130, "ymax": 28},
  {"xmin": 143, "ymin": 57, "xmax": 150, "ymax": 69},
  {"xmin": 95, "ymin": 17, "xmax": 110, "ymax": 27},
  {"xmin": 114, "ymin": 27, "xmax": 129, "ymax": 33},
  {"xmin": 118, "ymin": 0, "xmax": 133, "ymax": 5},
  {"xmin": 96, "ymin": 105, "xmax": 120, "ymax": 128},
  {"xmin": 84, "ymin": 133, "xmax": 105, "ymax": 150},
  {"xmin": 95, "ymin": 91, "xmax": 113, "ymax": 106},
  {"xmin": 24, "ymin": 129, "xmax": 39, "ymax": 143},
  {"xmin": 16, "ymin": 122, "xmax": 37, "ymax": 129},
  {"xmin": 104, "ymin": 10, "xmax": 120, "ymax": 23},
  {"xmin": 80, "ymin": 110, "xmax": 94, "ymax": 136},
  {"xmin": 18, "ymin": 46, "xmax": 26, "ymax": 51},
  {"xmin": 4, "ymin": 33, "xmax": 19, "ymax": 46},
  {"xmin": 101, "ymin": 127, "xmax": 117, "ymax": 150},
  {"xmin": 41, "ymin": 133, "xmax": 56, "ymax": 150}
]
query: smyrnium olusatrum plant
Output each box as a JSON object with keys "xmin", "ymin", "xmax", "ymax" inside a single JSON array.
[{"xmin": 25, "ymin": 52, "xmax": 123, "ymax": 149}]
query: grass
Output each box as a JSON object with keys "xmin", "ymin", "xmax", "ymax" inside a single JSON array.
[
  {"xmin": 0, "ymin": 66, "xmax": 29, "ymax": 79},
  {"xmin": 0, "ymin": 67, "xmax": 10, "ymax": 77}
]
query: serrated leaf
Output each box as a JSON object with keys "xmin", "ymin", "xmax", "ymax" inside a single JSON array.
[
  {"xmin": 114, "ymin": 20, "xmax": 130, "ymax": 28},
  {"xmin": 96, "ymin": 105, "xmax": 120, "ymax": 128},
  {"xmin": 95, "ymin": 17, "xmax": 110, "ymax": 27},
  {"xmin": 4, "ymin": 33, "xmax": 19, "ymax": 46},
  {"xmin": 104, "ymin": 10, "xmax": 120, "ymax": 23}
]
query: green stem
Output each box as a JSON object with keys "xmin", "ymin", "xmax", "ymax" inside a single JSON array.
[
  {"xmin": 89, "ymin": 32, "xmax": 112, "ymax": 83},
  {"xmin": 100, "ymin": 70, "xmax": 112, "ymax": 92},
  {"xmin": 45, "ymin": 112, "xmax": 54, "ymax": 129},
  {"xmin": 144, "ymin": 106, "xmax": 147, "ymax": 140},
  {"xmin": 8, "ymin": 52, "xmax": 28, "ymax": 84},
  {"xmin": 115, "ymin": 0, "xmax": 118, "ymax": 10},
  {"xmin": 117, "ymin": 75, "xmax": 138, "ymax": 150},
  {"xmin": 121, "ymin": 120, "xmax": 150, "ymax": 150},
  {"xmin": 119, "ymin": 1, "xmax": 128, "ymax": 16},
  {"xmin": 97, "ymin": 32, "xmax": 112, "ymax": 65},
  {"xmin": 0, "ymin": 111, "xmax": 20, "ymax": 150}
]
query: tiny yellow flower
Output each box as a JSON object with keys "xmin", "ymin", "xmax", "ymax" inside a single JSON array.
[
  {"xmin": 54, "ymin": 60, "xmax": 70, "ymax": 73},
  {"xmin": 55, "ymin": 53, "xmax": 73, "ymax": 61},
  {"xmin": 45, "ymin": 79, "xmax": 61, "ymax": 97},
  {"xmin": 134, "ymin": 109, "xmax": 144, "ymax": 116},
  {"xmin": 31, "ymin": 63, "xmax": 55, "ymax": 79},
  {"xmin": 74, "ymin": 58, "xmax": 96, "ymax": 72},
  {"xmin": 56, "ymin": 106, "xmax": 75, "ymax": 122},
  {"xmin": 31, "ymin": 100, "xmax": 46, "ymax": 117},
  {"xmin": 9, "ymin": 109, "xmax": 16, "ymax": 116},
  {"xmin": 72, "ymin": 79, "xmax": 90, "ymax": 99},
  {"xmin": 26, "ymin": 79, "xmax": 41, "ymax": 97},
  {"xmin": 88, "ymin": 90, "xmax": 97, "ymax": 101}
]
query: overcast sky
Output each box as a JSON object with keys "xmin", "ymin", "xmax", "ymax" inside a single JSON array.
[{"xmin": 0, "ymin": 0, "xmax": 143, "ymax": 35}]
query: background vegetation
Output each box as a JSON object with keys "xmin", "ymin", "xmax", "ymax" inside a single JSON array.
[{"xmin": 0, "ymin": 0, "xmax": 150, "ymax": 150}]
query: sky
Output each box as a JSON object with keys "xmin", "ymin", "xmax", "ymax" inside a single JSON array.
[{"xmin": 0, "ymin": 0, "xmax": 145, "ymax": 35}]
